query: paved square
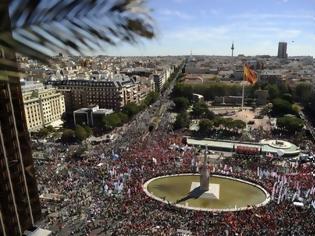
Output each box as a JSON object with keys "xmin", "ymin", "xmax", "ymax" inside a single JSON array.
[{"xmin": 190, "ymin": 182, "xmax": 220, "ymax": 199}]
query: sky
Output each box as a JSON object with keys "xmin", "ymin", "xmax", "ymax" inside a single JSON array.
[{"xmin": 106, "ymin": 0, "xmax": 315, "ymax": 56}]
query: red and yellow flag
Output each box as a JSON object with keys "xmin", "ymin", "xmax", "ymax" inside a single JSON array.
[{"xmin": 243, "ymin": 64, "xmax": 257, "ymax": 85}]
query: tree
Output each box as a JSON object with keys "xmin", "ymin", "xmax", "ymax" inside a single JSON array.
[
  {"xmin": 231, "ymin": 119, "xmax": 246, "ymax": 131},
  {"xmin": 213, "ymin": 117, "xmax": 226, "ymax": 129},
  {"xmin": 143, "ymin": 91, "xmax": 159, "ymax": 106},
  {"xmin": 172, "ymin": 84, "xmax": 193, "ymax": 100},
  {"xmin": 37, "ymin": 125, "xmax": 56, "ymax": 137},
  {"xmin": 83, "ymin": 125, "xmax": 92, "ymax": 137},
  {"xmin": 102, "ymin": 112, "xmax": 129, "ymax": 131},
  {"xmin": 0, "ymin": 0, "xmax": 155, "ymax": 72},
  {"xmin": 103, "ymin": 113, "xmax": 122, "ymax": 131},
  {"xmin": 117, "ymin": 112, "xmax": 129, "ymax": 124},
  {"xmin": 173, "ymin": 112, "xmax": 190, "ymax": 130},
  {"xmin": 122, "ymin": 103, "xmax": 140, "ymax": 118},
  {"xmin": 192, "ymin": 83, "xmax": 242, "ymax": 100},
  {"xmin": 266, "ymin": 84, "xmax": 280, "ymax": 99},
  {"xmin": 191, "ymin": 101, "xmax": 209, "ymax": 118},
  {"xmin": 61, "ymin": 129, "xmax": 75, "ymax": 143},
  {"xmin": 173, "ymin": 97, "xmax": 190, "ymax": 112},
  {"xmin": 281, "ymin": 93, "xmax": 293, "ymax": 103},
  {"xmin": 205, "ymin": 110, "xmax": 216, "ymax": 120},
  {"xmin": 75, "ymin": 125, "xmax": 89, "ymax": 141},
  {"xmin": 272, "ymin": 98, "xmax": 294, "ymax": 116},
  {"xmin": 37, "ymin": 128, "xmax": 49, "ymax": 138},
  {"xmin": 46, "ymin": 125, "xmax": 56, "ymax": 133},
  {"xmin": 294, "ymin": 83, "xmax": 312, "ymax": 105},
  {"xmin": 224, "ymin": 118, "xmax": 234, "ymax": 130},
  {"xmin": 260, "ymin": 103, "xmax": 273, "ymax": 116},
  {"xmin": 198, "ymin": 119, "xmax": 213, "ymax": 136},
  {"xmin": 278, "ymin": 83, "xmax": 289, "ymax": 94},
  {"xmin": 277, "ymin": 116, "xmax": 304, "ymax": 134},
  {"xmin": 308, "ymin": 92, "xmax": 315, "ymax": 114},
  {"xmin": 172, "ymin": 82, "xmax": 244, "ymax": 102},
  {"xmin": 292, "ymin": 104, "xmax": 301, "ymax": 114}
]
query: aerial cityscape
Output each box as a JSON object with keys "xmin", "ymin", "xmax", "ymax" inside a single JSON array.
[{"xmin": 1, "ymin": 0, "xmax": 315, "ymax": 236}]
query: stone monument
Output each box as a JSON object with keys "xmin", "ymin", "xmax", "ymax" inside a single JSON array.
[
  {"xmin": 190, "ymin": 145, "xmax": 220, "ymax": 199},
  {"xmin": 200, "ymin": 146, "xmax": 210, "ymax": 191}
]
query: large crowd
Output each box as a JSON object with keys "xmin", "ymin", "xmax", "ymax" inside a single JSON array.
[
  {"xmin": 34, "ymin": 80, "xmax": 315, "ymax": 235},
  {"xmin": 35, "ymin": 125, "xmax": 315, "ymax": 235}
]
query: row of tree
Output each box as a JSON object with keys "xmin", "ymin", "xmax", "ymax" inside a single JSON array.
[
  {"xmin": 173, "ymin": 111, "xmax": 190, "ymax": 130},
  {"xmin": 172, "ymin": 80, "xmax": 312, "ymax": 115},
  {"xmin": 256, "ymin": 82, "xmax": 313, "ymax": 118},
  {"xmin": 172, "ymin": 82, "xmax": 243, "ymax": 101},
  {"xmin": 172, "ymin": 96, "xmax": 247, "ymax": 134},
  {"xmin": 171, "ymin": 80, "xmax": 292, "ymax": 107},
  {"xmin": 277, "ymin": 116, "xmax": 304, "ymax": 134},
  {"xmin": 102, "ymin": 91, "xmax": 159, "ymax": 131},
  {"xmin": 271, "ymin": 97, "xmax": 299, "ymax": 117},
  {"xmin": 259, "ymin": 82, "xmax": 306, "ymax": 134},
  {"xmin": 61, "ymin": 125, "xmax": 92, "ymax": 143},
  {"xmin": 161, "ymin": 65, "xmax": 183, "ymax": 92},
  {"xmin": 198, "ymin": 117, "xmax": 246, "ymax": 136},
  {"xmin": 35, "ymin": 125, "xmax": 56, "ymax": 138},
  {"xmin": 292, "ymin": 82, "xmax": 315, "ymax": 118},
  {"xmin": 173, "ymin": 97, "xmax": 215, "ymax": 118}
]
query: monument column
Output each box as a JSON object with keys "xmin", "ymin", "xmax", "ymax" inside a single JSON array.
[{"xmin": 200, "ymin": 146, "xmax": 210, "ymax": 191}]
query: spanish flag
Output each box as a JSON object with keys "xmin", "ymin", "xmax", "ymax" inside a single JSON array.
[{"xmin": 243, "ymin": 64, "xmax": 257, "ymax": 85}]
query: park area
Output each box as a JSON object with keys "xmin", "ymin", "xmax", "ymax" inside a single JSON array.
[{"xmin": 211, "ymin": 106, "xmax": 272, "ymax": 131}]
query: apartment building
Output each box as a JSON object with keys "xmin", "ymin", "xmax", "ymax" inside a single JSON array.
[
  {"xmin": 22, "ymin": 82, "xmax": 65, "ymax": 131},
  {"xmin": 47, "ymin": 75, "xmax": 142, "ymax": 112}
]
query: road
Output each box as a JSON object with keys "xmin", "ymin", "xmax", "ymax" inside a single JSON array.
[
  {"xmin": 91, "ymin": 61, "xmax": 185, "ymax": 156},
  {"xmin": 299, "ymin": 111, "xmax": 315, "ymax": 140}
]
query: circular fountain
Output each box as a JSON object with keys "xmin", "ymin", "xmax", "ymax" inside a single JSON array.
[{"xmin": 143, "ymin": 174, "xmax": 270, "ymax": 212}]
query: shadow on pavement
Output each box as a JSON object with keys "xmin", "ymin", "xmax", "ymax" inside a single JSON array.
[{"xmin": 175, "ymin": 186, "xmax": 206, "ymax": 204}]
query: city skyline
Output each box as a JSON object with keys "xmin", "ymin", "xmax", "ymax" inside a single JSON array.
[
  {"xmin": 2, "ymin": 1, "xmax": 315, "ymax": 235},
  {"xmin": 104, "ymin": 0, "xmax": 315, "ymax": 57}
]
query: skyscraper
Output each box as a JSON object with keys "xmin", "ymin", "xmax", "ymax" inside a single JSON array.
[
  {"xmin": 277, "ymin": 42, "xmax": 288, "ymax": 59},
  {"xmin": 0, "ymin": 57, "xmax": 41, "ymax": 236},
  {"xmin": 0, "ymin": 5, "xmax": 41, "ymax": 235}
]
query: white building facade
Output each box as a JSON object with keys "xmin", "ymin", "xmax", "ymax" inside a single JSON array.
[{"xmin": 22, "ymin": 83, "xmax": 65, "ymax": 131}]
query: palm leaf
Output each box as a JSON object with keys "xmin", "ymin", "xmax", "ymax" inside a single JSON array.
[{"xmin": 0, "ymin": 0, "xmax": 155, "ymax": 64}]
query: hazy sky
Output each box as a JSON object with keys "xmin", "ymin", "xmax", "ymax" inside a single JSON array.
[{"xmin": 106, "ymin": 0, "xmax": 315, "ymax": 56}]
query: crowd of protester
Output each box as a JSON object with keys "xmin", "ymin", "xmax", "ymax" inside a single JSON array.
[
  {"xmin": 34, "ymin": 81, "xmax": 315, "ymax": 235},
  {"xmin": 35, "ymin": 125, "xmax": 315, "ymax": 236}
]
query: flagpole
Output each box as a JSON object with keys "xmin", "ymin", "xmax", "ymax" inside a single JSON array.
[
  {"xmin": 242, "ymin": 64, "xmax": 257, "ymax": 111},
  {"xmin": 241, "ymin": 82, "xmax": 245, "ymax": 111}
]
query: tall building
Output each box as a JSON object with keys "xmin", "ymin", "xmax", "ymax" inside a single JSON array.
[
  {"xmin": 0, "ymin": 59, "xmax": 41, "ymax": 235},
  {"xmin": 22, "ymin": 82, "xmax": 65, "ymax": 132},
  {"xmin": 277, "ymin": 42, "xmax": 288, "ymax": 59}
]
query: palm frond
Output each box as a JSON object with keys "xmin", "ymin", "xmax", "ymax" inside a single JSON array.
[{"xmin": 0, "ymin": 0, "xmax": 155, "ymax": 64}]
